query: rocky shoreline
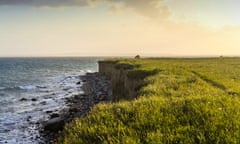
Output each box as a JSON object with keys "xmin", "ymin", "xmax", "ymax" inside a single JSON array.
[{"xmin": 40, "ymin": 72, "xmax": 112, "ymax": 143}]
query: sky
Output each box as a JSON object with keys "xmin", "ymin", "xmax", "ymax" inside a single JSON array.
[{"xmin": 0, "ymin": 0, "xmax": 240, "ymax": 57}]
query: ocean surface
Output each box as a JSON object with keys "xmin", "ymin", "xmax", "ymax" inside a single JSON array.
[{"xmin": 0, "ymin": 57, "xmax": 100, "ymax": 144}]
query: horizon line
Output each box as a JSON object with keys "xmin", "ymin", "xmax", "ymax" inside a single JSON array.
[{"xmin": 0, "ymin": 55, "xmax": 240, "ymax": 59}]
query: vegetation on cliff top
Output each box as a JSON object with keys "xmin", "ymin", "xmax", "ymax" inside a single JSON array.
[{"xmin": 58, "ymin": 58, "xmax": 240, "ymax": 144}]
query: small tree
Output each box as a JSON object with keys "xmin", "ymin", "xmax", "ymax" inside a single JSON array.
[{"xmin": 135, "ymin": 55, "xmax": 140, "ymax": 59}]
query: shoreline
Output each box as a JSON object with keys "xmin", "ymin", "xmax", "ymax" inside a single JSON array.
[
  {"xmin": 40, "ymin": 72, "xmax": 112, "ymax": 143},
  {"xmin": 54, "ymin": 58, "xmax": 240, "ymax": 143}
]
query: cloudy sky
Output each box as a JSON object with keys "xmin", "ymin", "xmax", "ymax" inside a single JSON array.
[{"xmin": 0, "ymin": 0, "xmax": 240, "ymax": 57}]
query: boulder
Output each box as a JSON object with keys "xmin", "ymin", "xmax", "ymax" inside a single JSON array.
[
  {"xmin": 45, "ymin": 110, "xmax": 53, "ymax": 114},
  {"xmin": 50, "ymin": 113, "xmax": 60, "ymax": 119},
  {"xmin": 43, "ymin": 117, "xmax": 65, "ymax": 132},
  {"xmin": 40, "ymin": 101, "xmax": 47, "ymax": 105},
  {"xmin": 19, "ymin": 98, "xmax": 28, "ymax": 101}
]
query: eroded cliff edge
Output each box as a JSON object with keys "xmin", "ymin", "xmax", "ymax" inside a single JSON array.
[{"xmin": 98, "ymin": 60, "xmax": 156, "ymax": 101}]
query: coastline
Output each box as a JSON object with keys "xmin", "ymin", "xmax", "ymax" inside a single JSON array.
[
  {"xmin": 54, "ymin": 58, "xmax": 240, "ymax": 143},
  {"xmin": 41, "ymin": 72, "xmax": 112, "ymax": 143}
]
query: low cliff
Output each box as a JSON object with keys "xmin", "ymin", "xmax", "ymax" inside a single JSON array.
[
  {"xmin": 98, "ymin": 60, "xmax": 157, "ymax": 101},
  {"xmin": 98, "ymin": 61, "xmax": 137, "ymax": 101},
  {"xmin": 59, "ymin": 58, "xmax": 240, "ymax": 144}
]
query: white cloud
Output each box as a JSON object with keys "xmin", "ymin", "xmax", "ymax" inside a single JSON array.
[{"xmin": 0, "ymin": 0, "xmax": 170, "ymax": 19}]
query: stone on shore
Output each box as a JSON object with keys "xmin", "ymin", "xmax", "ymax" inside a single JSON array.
[
  {"xmin": 41, "ymin": 72, "xmax": 112, "ymax": 141},
  {"xmin": 43, "ymin": 117, "xmax": 65, "ymax": 132}
]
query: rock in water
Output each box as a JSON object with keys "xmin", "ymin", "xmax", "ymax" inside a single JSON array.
[
  {"xmin": 19, "ymin": 98, "xmax": 28, "ymax": 101},
  {"xmin": 50, "ymin": 113, "xmax": 60, "ymax": 119},
  {"xmin": 43, "ymin": 117, "xmax": 65, "ymax": 132}
]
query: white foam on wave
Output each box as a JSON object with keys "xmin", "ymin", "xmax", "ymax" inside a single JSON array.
[
  {"xmin": 0, "ymin": 87, "xmax": 5, "ymax": 90},
  {"xmin": 18, "ymin": 85, "xmax": 37, "ymax": 90},
  {"xmin": 85, "ymin": 69, "xmax": 94, "ymax": 73},
  {"xmin": 0, "ymin": 58, "xmax": 98, "ymax": 143},
  {"xmin": 0, "ymin": 112, "xmax": 40, "ymax": 144},
  {"xmin": 1, "ymin": 71, "xmax": 86, "ymax": 143}
]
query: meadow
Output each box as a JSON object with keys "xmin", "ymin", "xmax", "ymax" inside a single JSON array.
[{"xmin": 58, "ymin": 57, "xmax": 240, "ymax": 144}]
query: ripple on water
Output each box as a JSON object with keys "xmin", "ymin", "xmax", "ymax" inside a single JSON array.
[{"xmin": 0, "ymin": 72, "xmax": 86, "ymax": 143}]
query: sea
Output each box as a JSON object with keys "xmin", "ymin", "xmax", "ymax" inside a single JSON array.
[{"xmin": 0, "ymin": 57, "xmax": 100, "ymax": 144}]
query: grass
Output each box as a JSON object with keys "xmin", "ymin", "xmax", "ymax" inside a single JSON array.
[{"xmin": 57, "ymin": 58, "xmax": 240, "ymax": 144}]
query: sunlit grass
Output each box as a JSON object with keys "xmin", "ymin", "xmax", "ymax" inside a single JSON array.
[{"xmin": 57, "ymin": 57, "xmax": 240, "ymax": 144}]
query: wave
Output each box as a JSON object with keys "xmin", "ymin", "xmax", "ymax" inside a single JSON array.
[
  {"xmin": 0, "ymin": 87, "xmax": 11, "ymax": 90},
  {"xmin": 0, "ymin": 57, "xmax": 98, "ymax": 143},
  {"xmin": 0, "ymin": 87, "xmax": 6, "ymax": 90},
  {"xmin": 18, "ymin": 85, "xmax": 37, "ymax": 90},
  {"xmin": 0, "ymin": 71, "xmax": 87, "ymax": 92},
  {"xmin": 0, "ymin": 85, "xmax": 48, "ymax": 91},
  {"xmin": 36, "ymin": 85, "xmax": 48, "ymax": 89},
  {"xmin": 83, "ymin": 70, "xmax": 94, "ymax": 73}
]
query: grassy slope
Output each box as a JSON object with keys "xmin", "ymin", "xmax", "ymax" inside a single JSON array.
[{"xmin": 58, "ymin": 58, "xmax": 240, "ymax": 144}]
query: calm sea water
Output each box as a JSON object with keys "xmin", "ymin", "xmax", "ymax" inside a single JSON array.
[{"xmin": 0, "ymin": 57, "xmax": 100, "ymax": 144}]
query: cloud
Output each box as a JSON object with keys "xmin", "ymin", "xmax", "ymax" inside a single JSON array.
[
  {"xmin": 0, "ymin": 0, "xmax": 95, "ymax": 7},
  {"xmin": 107, "ymin": 0, "xmax": 170, "ymax": 19},
  {"xmin": 0, "ymin": 0, "xmax": 170, "ymax": 19}
]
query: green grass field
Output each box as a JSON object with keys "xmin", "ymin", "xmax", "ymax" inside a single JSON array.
[{"xmin": 58, "ymin": 58, "xmax": 240, "ymax": 144}]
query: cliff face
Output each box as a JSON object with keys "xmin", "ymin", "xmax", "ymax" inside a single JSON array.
[{"xmin": 98, "ymin": 61, "xmax": 143, "ymax": 101}]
